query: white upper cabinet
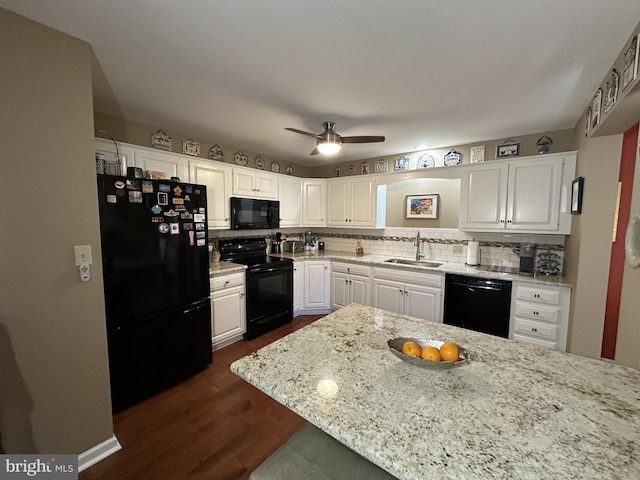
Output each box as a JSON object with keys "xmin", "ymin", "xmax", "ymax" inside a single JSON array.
[
  {"xmin": 278, "ymin": 175, "xmax": 302, "ymax": 227},
  {"xmin": 189, "ymin": 159, "xmax": 232, "ymax": 229},
  {"xmin": 133, "ymin": 148, "xmax": 189, "ymax": 181},
  {"xmin": 327, "ymin": 177, "xmax": 384, "ymax": 228},
  {"xmin": 232, "ymin": 168, "xmax": 277, "ymax": 199},
  {"xmin": 301, "ymin": 179, "xmax": 326, "ymax": 227},
  {"xmin": 459, "ymin": 152, "xmax": 576, "ymax": 234}
]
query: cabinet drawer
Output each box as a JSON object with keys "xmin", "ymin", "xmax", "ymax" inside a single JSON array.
[
  {"xmin": 332, "ymin": 262, "xmax": 370, "ymax": 277},
  {"xmin": 211, "ymin": 273, "xmax": 244, "ymax": 291},
  {"xmin": 514, "ymin": 285, "xmax": 560, "ymax": 305},
  {"xmin": 372, "ymin": 267, "xmax": 443, "ymax": 288},
  {"xmin": 513, "ymin": 301, "xmax": 559, "ymax": 323},
  {"xmin": 513, "ymin": 318, "xmax": 558, "ymax": 341},
  {"xmin": 512, "ymin": 332, "xmax": 556, "ymax": 349}
]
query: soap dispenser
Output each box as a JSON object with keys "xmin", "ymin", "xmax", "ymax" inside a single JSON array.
[{"xmin": 355, "ymin": 238, "xmax": 364, "ymax": 256}]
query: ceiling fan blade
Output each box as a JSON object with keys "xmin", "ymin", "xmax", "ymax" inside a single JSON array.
[
  {"xmin": 285, "ymin": 127, "xmax": 320, "ymax": 139},
  {"xmin": 341, "ymin": 135, "xmax": 386, "ymax": 144},
  {"xmin": 310, "ymin": 147, "xmax": 320, "ymax": 155}
]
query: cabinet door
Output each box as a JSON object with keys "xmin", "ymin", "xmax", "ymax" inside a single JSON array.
[
  {"xmin": 293, "ymin": 261, "xmax": 304, "ymax": 313},
  {"xmin": 304, "ymin": 261, "xmax": 330, "ymax": 308},
  {"xmin": 189, "ymin": 160, "xmax": 231, "ymax": 229},
  {"xmin": 349, "ymin": 177, "xmax": 377, "ymax": 227},
  {"xmin": 404, "ymin": 283, "xmax": 441, "ymax": 322},
  {"xmin": 278, "ymin": 176, "xmax": 302, "ymax": 226},
  {"xmin": 350, "ymin": 275, "xmax": 370, "ymax": 306},
  {"xmin": 330, "ymin": 272, "xmax": 350, "ymax": 309},
  {"xmin": 459, "ymin": 163, "xmax": 509, "ymax": 230},
  {"xmin": 507, "ymin": 158, "xmax": 562, "ymax": 231},
  {"xmin": 255, "ymin": 172, "xmax": 277, "ymax": 199},
  {"xmin": 134, "ymin": 149, "xmax": 188, "ymax": 181},
  {"xmin": 211, "ymin": 285, "xmax": 245, "ymax": 349},
  {"xmin": 372, "ymin": 279, "xmax": 404, "ymax": 314},
  {"xmin": 232, "ymin": 169, "xmax": 256, "ymax": 196},
  {"xmin": 326, "ymin": 178, "xmax": 350, "ymax": 226},
  {"xmin": 302, "ymin": 179, "xmax": 326, "ymax": 226}
]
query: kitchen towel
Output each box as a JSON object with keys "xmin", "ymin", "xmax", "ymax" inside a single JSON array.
[{"xmin": 466, "ymin": 241, "xmax": 480, "ymax": 266}]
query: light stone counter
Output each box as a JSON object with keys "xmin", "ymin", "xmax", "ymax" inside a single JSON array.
[
  {"xmin": 231, "ymin": 303, "xmax": 640, "ymax": 479},
  {"xmin": 272, "ymin": 250, "xmax": 571, "ymax": 287},
  {"xmin": 209, "ymin": 261, "xmax": 245, "ymax": 276}
]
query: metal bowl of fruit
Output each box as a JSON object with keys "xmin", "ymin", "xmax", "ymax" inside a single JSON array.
[{"xmin": 387, "ymin": 337, "xmax": 469, "ymax": 369}]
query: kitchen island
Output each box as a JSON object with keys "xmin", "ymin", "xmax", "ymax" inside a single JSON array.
[{"xmin": 231, "ymin": 303, "xmax": 640, "ymax": 479}]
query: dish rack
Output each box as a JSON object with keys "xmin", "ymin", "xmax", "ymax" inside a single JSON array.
[{"xmin": 537, "ymin": 251, "xmax": 561, "ymax": 275}]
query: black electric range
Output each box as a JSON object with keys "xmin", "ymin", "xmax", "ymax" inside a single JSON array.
[{"xmin": 219, "ymin": 238, "xmax": 293, "ymax": 338}]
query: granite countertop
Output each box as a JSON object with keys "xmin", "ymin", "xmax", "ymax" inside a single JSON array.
[
  {"xmin": 272, "ymin": 250, "xmax": 571, "ymax": 287},
  {"xmin": 209, "ymin": 261, "xmax": 245, "ymax": 276},
  {"xmin": 231, "ymin": 304, "xmax": 640, "ymax": 479}
]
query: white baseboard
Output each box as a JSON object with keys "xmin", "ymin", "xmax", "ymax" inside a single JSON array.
[
  {"xmin": 295, "ymin": 308, "xmax": 332, "ymax": 316},
  {"xmin": 78, "ymin": 434, "xmax": 122, "ymax": 472}
]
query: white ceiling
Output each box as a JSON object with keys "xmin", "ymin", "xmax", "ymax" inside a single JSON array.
[{"xmin": 2, "ymin": 1, "xmax": 640, "ymax": 166}]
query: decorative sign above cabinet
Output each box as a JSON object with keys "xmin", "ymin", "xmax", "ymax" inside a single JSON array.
[{"xmin": 151, "ymin": 129, "xmax": 172, "ymax": 151}]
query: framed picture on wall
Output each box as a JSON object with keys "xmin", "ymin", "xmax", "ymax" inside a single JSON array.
[
  {"xmin": 571, "ymin": 177, "xmax": 584, "ymax": 214},
  {"xmin": 623, "ymin": 35, "xmax": 638, "ymax": 92},
  {"xmin": 496, "ymin": 140, "xmax": 520, "ymax": 158},
  {"xmin": 591, "ymin": 89, "xmax": 602, "ymax": 129},
  {"xmin": 405, "ymin": 194, "xmax": 439, "ymax": 219}
]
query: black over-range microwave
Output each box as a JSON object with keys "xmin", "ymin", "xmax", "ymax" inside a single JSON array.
[{"xmin": 230, "ymin": 197, "xmax": 280, "ymax": 230}]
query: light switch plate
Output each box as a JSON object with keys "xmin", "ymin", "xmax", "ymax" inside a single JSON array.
[{"xmin": 74, "ymin": 245, "xmax": 92, "ymax": 266}]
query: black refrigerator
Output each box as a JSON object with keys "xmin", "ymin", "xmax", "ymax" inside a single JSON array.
[{"xmin": 97, "ymin": 175, "xmax": 212, "ymax": 412}]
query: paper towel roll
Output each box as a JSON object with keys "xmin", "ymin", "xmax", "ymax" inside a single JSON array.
[{"xmin": 466, "ymin": 241, "xmax": 480, "ymax": 266}]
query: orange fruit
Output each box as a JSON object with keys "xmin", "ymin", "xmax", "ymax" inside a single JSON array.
[
  {"xmin": 439, "ymin": 342, "xmax": 460, "ymax": 362},
  {"xmin": 421, "ymin": 346, "xmax": 441, "ymax": 362},
  {"xmin": 401, "ymin": 341, "xmax": 422, "ymax": 357}
]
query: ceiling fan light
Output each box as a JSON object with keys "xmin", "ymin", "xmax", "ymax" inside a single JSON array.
[{"xmin": 317, "ymin": 140, "xmax": 341, "ymax": 155}]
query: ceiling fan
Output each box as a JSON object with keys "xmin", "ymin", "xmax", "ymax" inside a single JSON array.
[{"xmin": 285, "ymin": 121, "xmax": 385, "ymax": 155}]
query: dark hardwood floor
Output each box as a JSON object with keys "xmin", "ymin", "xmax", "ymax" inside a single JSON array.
[{"xmin": 80, "ymin": 315, "xmax": 324, "ymax": 480}]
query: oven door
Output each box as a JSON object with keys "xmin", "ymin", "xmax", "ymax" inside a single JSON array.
[{"xmin": 245, "ymin": 262, "xmax": 293, "ymax": 338}]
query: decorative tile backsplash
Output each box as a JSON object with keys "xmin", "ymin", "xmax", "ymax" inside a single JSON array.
[{"xmin": 213, "ymin": 226, "xmax": 566, "ymax": 274}]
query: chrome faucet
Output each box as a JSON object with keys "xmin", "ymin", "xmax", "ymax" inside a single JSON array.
[{"xmin": 415, "ymin": 231, "xmax": 424, "ymax": 261}]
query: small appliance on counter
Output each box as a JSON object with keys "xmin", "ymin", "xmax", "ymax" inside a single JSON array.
[
  {"xmin": 518, "ymin": 244, "xmax": 537, "ymax": 276},
  {"xmin": 283, "ymin": 240, "xmax": 305, "ymax": 253}
]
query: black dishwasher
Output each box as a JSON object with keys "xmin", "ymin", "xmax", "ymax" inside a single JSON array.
[{"xmin": 443, "ymin": 274, "xmax": 512, "ymax": 338}]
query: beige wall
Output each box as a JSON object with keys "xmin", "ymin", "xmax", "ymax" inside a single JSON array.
[
  {"xmin": 565, "ymin": 21, "xmax": 640, "ymax": 368},
  {"xmin": 94, "ymin": 112, "xmax": 313, "ymax": 178},
  {"xmin": 0, "ymin": 8, "xmax": 113, "ymax": 453},
  {"xmin": 385, "ymin": 177, "xmax": 461, "ymax": 228},
  {"xmin": 565, "ymin": 130, "xmax": 622, "ymax": 358},
  {"xmin": 310, "ymin": 129, "xmax": 575, "ymax": 179}
]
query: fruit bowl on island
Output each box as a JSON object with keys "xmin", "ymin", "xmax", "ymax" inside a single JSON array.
[{"xmin": 387, "ymin": 338, "xmax": 469, "ymax": 369}]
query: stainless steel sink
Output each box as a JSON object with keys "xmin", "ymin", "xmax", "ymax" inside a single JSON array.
[{"xmin": 383, "ymin": 258, "xmax": 442, "ymax": 267}]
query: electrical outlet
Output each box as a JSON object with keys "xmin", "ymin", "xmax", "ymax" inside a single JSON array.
[
  {"xmin": 74, "ymin": 245, "xmax": 92, "ymax": 266},
  {"xmin": 453, "ymin": 245, "xmax": 463, "ymax": 255}
]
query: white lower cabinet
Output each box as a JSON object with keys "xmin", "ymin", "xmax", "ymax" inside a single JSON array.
[
  {"xmin": 210, "ymin": 271, "xmax": 246, "ymax": 350},
  {"xmin": 302, "ymin": 260, "xmax": 331, "ymax": 312},
  {"xmin": 330, "ymin": 262, "xmax": 371, "ymax": 309},
  {"xmin": 509, "ymin": 281, "xmax": 570, "ymax": 351},
  {"xmin": 372, "ymin": 267, "xmax": 443, "ymax": 322}
]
